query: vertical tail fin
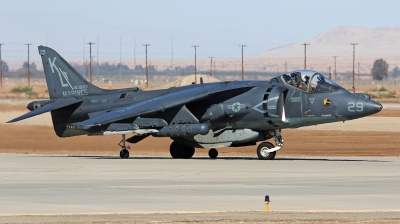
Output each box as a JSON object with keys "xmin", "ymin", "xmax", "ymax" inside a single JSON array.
[{"xmin": 39, "ymin": 46, "xmax": 104, "ymax": 99}]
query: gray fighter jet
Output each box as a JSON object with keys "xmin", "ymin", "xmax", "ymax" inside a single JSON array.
[{"xmin": 8, "ymin": 46, "xmax": 382, "ymax": 159}]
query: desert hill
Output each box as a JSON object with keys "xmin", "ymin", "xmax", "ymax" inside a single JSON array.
[{"xmin": 256, "ymin": 26, "xmax": 400, "ymax": 58}]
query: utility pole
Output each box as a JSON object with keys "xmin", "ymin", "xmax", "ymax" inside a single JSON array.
[
  {"xmin": 85, "ymin": 59, "xmax": 88, "ymax": 79},
  {"xmin": 284, "ymin": 61, "xmax": 288, "ymax": 73},
  {"xmin": 302, "ymin": 43, "xmax": 310, "ymax": 70},
  {"xmin": 96, "ymin": 37, "xmax": 99, "ymax": 77},
  {"xmin": 87, "ymin": 42, "xmax": 95, "ymax": 83},
  {"xmin": 329, "ymin": 66, "xmax": 332, "ymax": 79},
  {"xmin": 332, "ymin": 56, "xmax": 337, "ymax": 80},
  {"xmin": 209, "ymin": 57, "xmax": 214, "ymax": 76},
  {"xmin": 358, "ymin": 61, "xmax": 360, "ymax": 81},
  {"xmin": 133, "ymin": 38, "xmax": 136, "ymax": 78},
  {"xmin": 143, "ymin": 44, "xmax": 150, "ymax": 88},
  {"xmin": 83, "ymin": 38, "xmax": 85, "ymax": 77},
  {"xmin": 149, "ymin": 60, "xmax": 152, "ymax": 80},
  {"xmin": 213, "ymin": 60, "xmax": 216, "ymax": 77},
  {"xmin": 239, "ymin": 45, "xmax": 246, "ymax": 80},
  {"xmin": 171, "ymin": 38, "xmax": 173, "ymax": 77},
  {"xmin": 119, "ymin": 38, "xmax": 122, "ymax": 76},
  {"xmin": 191, "ymin": 45, "xmax": 199, "ymax": 83},
  {"xmin": 25, "ymin": 43, "xmax": 32, "ymax": 86},
  {"xmin": 350, "ymin": 43, "xmax": 358, "ymax": 93},
  {"xmin": 0, "ymin": 44, "xmax": 4, "ymax": 86}
]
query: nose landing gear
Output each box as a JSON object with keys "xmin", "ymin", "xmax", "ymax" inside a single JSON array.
[
  {"xmin": 119, "ymin": 134, "xmax": 130, "ymax": 159},
  {"xmin": 257, "ymin": 129, "xmax": 284, "ymax": 160}
]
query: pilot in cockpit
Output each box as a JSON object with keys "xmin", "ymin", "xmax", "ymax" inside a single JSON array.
[
  {"xmin": 282, "ymin": 71, "xmax": 342, "ymax": 93},
  {"xmin": 290, "ymin": 72, "xmax": 307, "ymax": 91}
]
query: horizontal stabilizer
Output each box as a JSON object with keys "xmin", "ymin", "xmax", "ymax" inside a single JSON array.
[{"xmin": 7, "ymin": 99, "xmax": 83, "ymax": 123}]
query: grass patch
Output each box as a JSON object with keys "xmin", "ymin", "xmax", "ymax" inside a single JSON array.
[
  {"xmin": 378, "ymin": 93, "xmax": 397, "ymax": 98},
  {"xmin": 367, "ymin": 92, "xmax": 396, "ymax": 99},
  {"xmin": 365, "ymin": 89, "xmax": 397, "ymax": 99},
  {"xmin": 377, "ymin": 86, "xmax": 387, "ymax": 91},
  {"xmin": 11, "ymin": 86, "xmax": 37, "ymax": 96},
  {"xmin": 369, "ymin": 86, "xmax": 388, "ymax": 92}
]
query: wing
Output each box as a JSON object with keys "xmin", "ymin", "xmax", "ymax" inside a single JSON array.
[
  {"xmin": 7, "ymin": 98, "xmax": 83, "ymax": 123},
  {"xmin": 71, "ymin": 82, "xmax": 256, "ymax": 130}
]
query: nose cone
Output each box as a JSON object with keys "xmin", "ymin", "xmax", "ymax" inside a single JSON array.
[
  {"xmin": 353, "ymin": 93, "xmax": 383, "ymax": 115},
  {"xmin": 363, "ymin": 99, "xmax": 382, "ymax": 116},
  {"xmin": 344, "ymin": 96, "xmax": 383, "ymax": 120},
  {"xmin": 371, "ymin": 100, "xmax": 383, "ymax": 114}
]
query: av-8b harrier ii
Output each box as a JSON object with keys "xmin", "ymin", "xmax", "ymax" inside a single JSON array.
[{"xmin": 8, "ymin": 46, "xmax": 382, "ymax": 159}]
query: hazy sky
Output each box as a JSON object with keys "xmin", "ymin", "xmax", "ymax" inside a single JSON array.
[{"xmin": 2, "ymin": 0, "xmax": 400, "ymax": 63}]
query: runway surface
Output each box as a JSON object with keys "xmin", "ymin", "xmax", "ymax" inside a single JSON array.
[{"xmin": 0, "ymin": 154, "xmax": 399, "ymax": 215}]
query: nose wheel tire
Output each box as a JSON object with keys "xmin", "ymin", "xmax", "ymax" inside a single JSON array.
[
  {"xmin": 120, "ymin": 148, "xmax": 130, "ymax": 159},
  {"xmin": 208, "ymin": 148, "xmax": 218, "ymax": 159},
  {"xmin": 257, "ymin": 142, "xmax": 276, "ymax": 160}
]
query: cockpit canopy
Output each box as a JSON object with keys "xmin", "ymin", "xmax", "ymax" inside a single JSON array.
[{"xmin": 281, "ymin": 70, "xmax": 343, "ymax": 93}]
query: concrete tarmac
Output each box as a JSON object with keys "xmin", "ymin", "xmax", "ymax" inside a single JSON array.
[{"xmin": 0, "ymin": 154, "xmax": 399, "ymax": 215}]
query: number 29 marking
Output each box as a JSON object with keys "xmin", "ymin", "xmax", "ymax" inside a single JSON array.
[{"xmin": 348, "ymin": 102, "xmax": 363, "ymax": 112}]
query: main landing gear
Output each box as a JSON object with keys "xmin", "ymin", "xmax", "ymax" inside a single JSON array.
[
  {"xmin": 119, "ymin": 134, "xmax": 130, "ymax": 159},
  {"xmin": 257, "ymin": 129, "xmax": 284, "ymax": 160},
  {"xmin": 208, "ymin": 148, "xmax": 218, "ymax": 159},
  {"xmin": 170, "ymin": 141, "xmax": 195, "ymax": 159}
]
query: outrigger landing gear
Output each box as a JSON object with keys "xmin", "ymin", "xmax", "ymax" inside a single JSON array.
[
  {"xmin": 119, "ymin": 134, "xmax": 130, "ymax": 159},
  {"xmin": 257, "ymin": 129, "xmax": 284, "ymax": 160}
]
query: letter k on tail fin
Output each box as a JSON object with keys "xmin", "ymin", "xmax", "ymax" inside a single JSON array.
[{"xmin": 39, "ymin": 46, "xmax": 104, "ymax": 99}]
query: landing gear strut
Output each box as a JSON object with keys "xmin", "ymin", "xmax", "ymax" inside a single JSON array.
[
  {"xmin": 257, "ymin": 129, "xmax": 284, "ymax": 160},
  {"xmin": 119, "ymin": 134, "xmax": 130, "ymax": 159}
]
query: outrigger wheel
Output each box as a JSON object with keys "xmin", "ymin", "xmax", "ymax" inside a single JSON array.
[
  {"xmin": 119, "ymin": 134, "xmax": 130, "ymax": 159},
  {"xmin": 120, "ymin": 148, "xmax": 129, "ymax": 159}
]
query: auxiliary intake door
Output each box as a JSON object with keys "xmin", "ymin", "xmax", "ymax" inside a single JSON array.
[{"xmin": 266, "ymin": 86, "xmax": 289, "ymax": 126}]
